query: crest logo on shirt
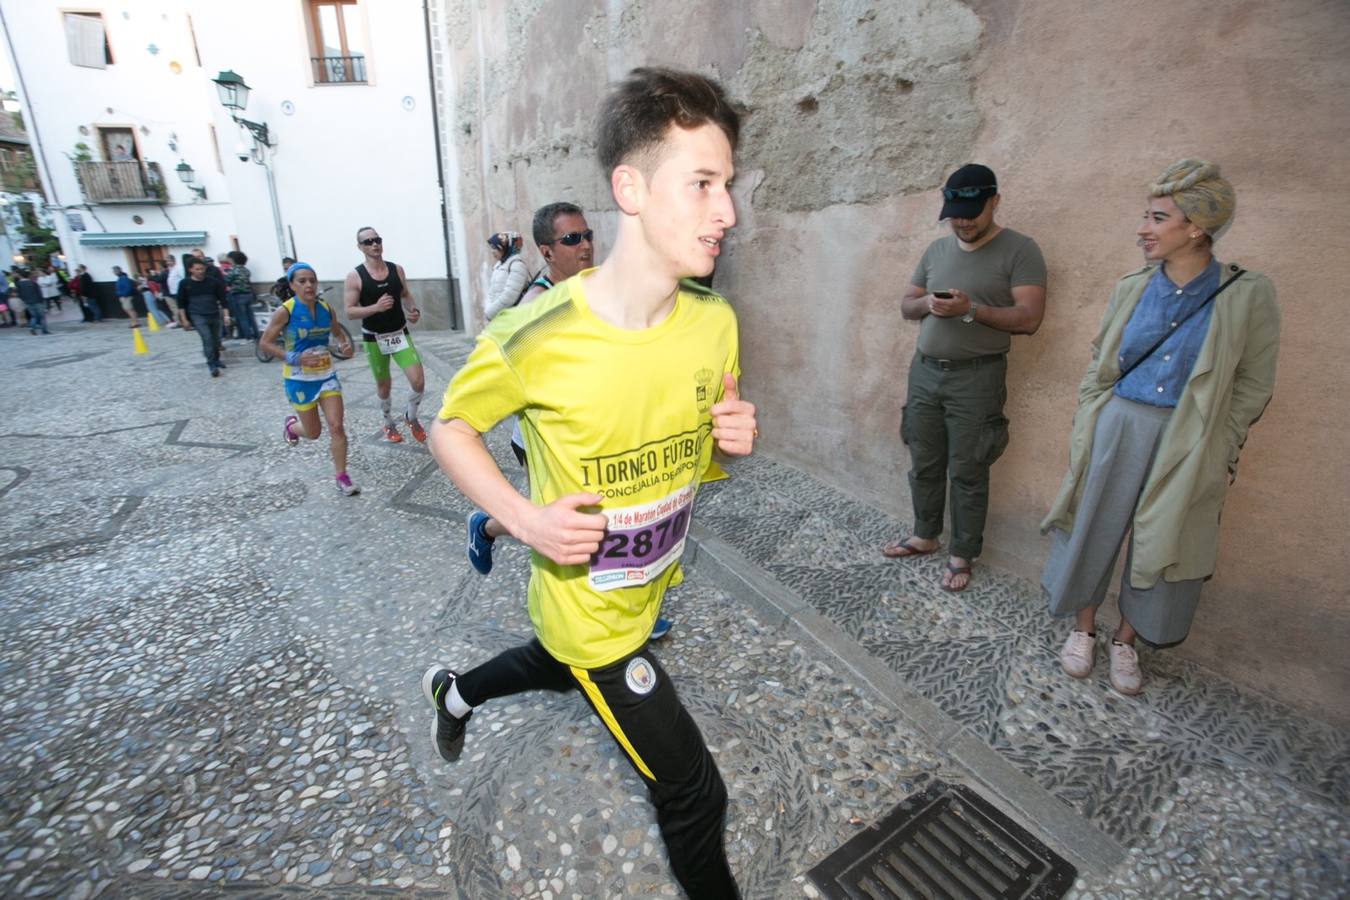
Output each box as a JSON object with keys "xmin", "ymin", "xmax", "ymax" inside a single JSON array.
[
  {"xmin": 625, "ymin": 657, "xmax": 657, "ymax": 695},
  {"xmin": 695, "ymin": 367, "xmax": 715, "ymax": 412}
]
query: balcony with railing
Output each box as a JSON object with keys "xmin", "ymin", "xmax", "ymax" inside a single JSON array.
[
  {"xmin": 312, "ymin": 54, "xmax": 367, "ymax": 84},
  {"xmin": 73, "ymin": 160, "xmax": 168, "ymax": 204},
  {"xmin": 0, "ymin": 170, "xmax": 39, "ymax": 192}
]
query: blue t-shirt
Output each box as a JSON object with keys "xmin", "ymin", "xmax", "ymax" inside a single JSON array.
[
  {"xmin": 115, "ymin": 273, "xmax": 135, "ymax": 297},
  {"xmin": 1115, "ymin": 260, "xmax": 1220, "ymax": 407}
]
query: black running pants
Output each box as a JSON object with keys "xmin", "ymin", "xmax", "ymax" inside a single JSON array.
[{"xmin": 456, "ymin": 639, "xmax": 739, "ymax": 899}]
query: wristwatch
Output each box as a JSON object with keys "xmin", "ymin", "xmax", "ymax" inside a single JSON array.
[{"xmin": 962, "ymin": 302, "xmax": 977, "ymax": 324}]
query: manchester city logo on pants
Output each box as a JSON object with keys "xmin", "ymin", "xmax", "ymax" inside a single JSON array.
[{"xmin": 625, "ymin": 657, "xmax": 657, "ymax": 695}]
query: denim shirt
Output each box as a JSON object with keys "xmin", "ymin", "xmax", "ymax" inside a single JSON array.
[{"xmin": 1114, "ymin": 259, "xmax": 1221, "ymax": 407}]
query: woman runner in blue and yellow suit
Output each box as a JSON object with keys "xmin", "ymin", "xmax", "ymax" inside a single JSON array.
[{"xmin": 259, "ymin": 262, "xmax": 361, "ymax": 495}]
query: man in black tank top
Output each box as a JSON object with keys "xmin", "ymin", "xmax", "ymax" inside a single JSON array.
[{"xmin": 343, "ymin": 227, "xmax": 428, "ymax": 443}]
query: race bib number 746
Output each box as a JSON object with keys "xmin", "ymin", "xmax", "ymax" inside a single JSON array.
[
  {"xmin": 377, "ymin": 330, "xmax": 408, "ymax": 355},
  {"xmin": 588, "ymin": 484, "xmax": 694, "ymax": 592}
]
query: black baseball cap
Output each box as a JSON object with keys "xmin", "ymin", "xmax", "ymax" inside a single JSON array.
[{"xmin": 939, "ymin": 164, "xmax": 998, "ymax": 220}]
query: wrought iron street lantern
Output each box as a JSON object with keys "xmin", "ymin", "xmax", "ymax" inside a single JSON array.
[
  {"xmin": 174, "ymin": 161, "xmax": 206, "ymax": 200},
  {"xmin": 211, "ymin": 70, "xmax": 250, "ymax": 112},
  {"xmin": 212, "ymin": 70, "xmax": 271, "ymax": 150},
  {"xmin": 210, "ymin": 69, "xmax": 284, "ymax": 258}
]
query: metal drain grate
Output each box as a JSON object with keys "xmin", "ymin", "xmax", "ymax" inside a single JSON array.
[{"xmin": 807, "ymin": 780, "xmax": 1076, "ymax": 899}]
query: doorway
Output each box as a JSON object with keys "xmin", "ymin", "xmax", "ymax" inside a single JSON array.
[{"xmin": 127, "ymin": 246, "xmax": 169, "ymax": 277}]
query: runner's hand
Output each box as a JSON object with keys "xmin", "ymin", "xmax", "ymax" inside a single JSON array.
[
  {"xmin": 374, "ymin": 293, "xmax": 396, "ymax": 312},
  {"xmin": 711, "ymin": 373, "xmax": 756, "ymax": 456},
  {"xmin": 519, "ymin": 493, "xmax": 608, "ymax": 566},
  {"xmin": 405, "ymin": 306, "xmax": 421, "ymax": 324}
]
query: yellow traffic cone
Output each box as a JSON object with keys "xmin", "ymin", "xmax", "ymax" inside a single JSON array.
[
  {"xmin": 702, "ymin": 460, "xmax": 729, "ymax": 483},
  {"xmin": 132, "ymin": 326, "xmax": 149, "ymax": 355},
  {"xmin": 145, "ymin": 312, "xmax": 160, "ymax": 332}
]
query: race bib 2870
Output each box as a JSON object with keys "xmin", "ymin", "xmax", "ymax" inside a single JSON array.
[{"xmin": 587, "ymin": 484, "xmax": 694, "ymax": 592}]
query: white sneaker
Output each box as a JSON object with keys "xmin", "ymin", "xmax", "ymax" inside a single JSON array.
[
  {"xmin": 1060, "ymin": 630, "xmax": 1096, "ymax": 678},
  {"xmin": 1108, "ymin": 640, "xmax": 1143, "ymax": 695}
]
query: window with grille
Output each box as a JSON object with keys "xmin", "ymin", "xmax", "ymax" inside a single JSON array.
[{"xmin": 306, "ymin": 1, "xmax": 368, "ymax": 84}]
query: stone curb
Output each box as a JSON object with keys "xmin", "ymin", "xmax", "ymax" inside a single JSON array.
[{"xmin": 686, "ymin": 521, "xmax": 1128, "ymax": 877}]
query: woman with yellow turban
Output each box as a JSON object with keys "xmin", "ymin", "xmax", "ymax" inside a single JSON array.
[{"xmin": 1040, "ymin": 159, "xmax": 1280, "ymax": 695}]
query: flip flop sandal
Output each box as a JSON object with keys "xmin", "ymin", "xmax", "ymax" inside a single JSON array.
[
  {"xmin": 882, "ymin": 536, "xmax": 939, "ymax": 559},
  {"xmin": 941, "ymin": 562, "xmax": 973, "ymax": 592}
]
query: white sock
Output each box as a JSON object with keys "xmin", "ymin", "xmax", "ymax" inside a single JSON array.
[
  {"xmin": 380, "ymin": 396, "xmax": 395, "ymax": 426},
  {"xmin": 405, "ymin": 391, "xmax": 424, "ymax": 423},
  {"xmin": 445, "ymin": 680, "xmax": 472, "ymax": 718}
]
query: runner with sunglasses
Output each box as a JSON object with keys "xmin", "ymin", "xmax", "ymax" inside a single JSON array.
[
  {"xmin": 344, "ymin": 227, "xmax": 428, "ymax": 443},
  {"xmin": 518, "ymin": 202, "xmax": 594, "ymax": 305}
]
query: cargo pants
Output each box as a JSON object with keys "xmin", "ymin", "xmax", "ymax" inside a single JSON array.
[{"xmin": 901, "ymin": 352, "xmax": 1011, "ymax": 560}]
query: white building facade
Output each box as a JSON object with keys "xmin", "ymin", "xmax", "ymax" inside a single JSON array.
[{"xmin": 1, "ymin": 0, "xmax": 460, "ymax": 327}]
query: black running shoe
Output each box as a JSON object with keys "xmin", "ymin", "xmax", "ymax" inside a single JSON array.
[{"xmin": 421, "ymin": 666, "xmax": 471, "ymax": 762}]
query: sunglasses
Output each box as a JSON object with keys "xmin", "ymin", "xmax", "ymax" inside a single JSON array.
[
  {"xmin": 547, "ymin": 230, "xmax": 593, "ymax": 247},
  {"xmin": 941, "ymin": 185, "xmax": 996, "ymax": 200},
  {"xmin": 359, "ymin": 237, "xmax": 383, "ymax": 246}
]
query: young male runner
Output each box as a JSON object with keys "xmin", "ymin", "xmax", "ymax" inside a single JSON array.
[
  {"xmin": 343, "ymin": 229, "xmax": 427, "ymax": 442},
  {"xmin": 466, "ymin": 202, "xmax": 673, "ymax": 641},
  {"xmin": 423, "ymin": 68, "xmax": 754, "ymax": 897}
]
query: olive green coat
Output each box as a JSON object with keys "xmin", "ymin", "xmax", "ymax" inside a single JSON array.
[{"xmin": 1041, "ymin": 261, "xmax": 1280, "ymax": 588}]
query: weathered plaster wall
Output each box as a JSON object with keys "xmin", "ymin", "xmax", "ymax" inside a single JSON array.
[{"xmin": 433, "ymin": 0, "xmax": 1350, "ymax": 721}]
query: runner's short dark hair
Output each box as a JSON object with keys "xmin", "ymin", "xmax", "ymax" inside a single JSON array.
[
  {"xmin": 596, "ymin": 67, "xmax": 739, "ymax": 174},
  {"xmin": 355, "ymin": 226, "xmax": 377, "ymax": 241},
  {"xmin": 532, "ymin": 202, "xmax": 584, "ymax": 247},
  {"xmin": 187, "ymin": 257, "xmax": 207, "ymax": 270},
  {"xmin": 228, "ymin": 250, "xmax": 248, "ymax": 265}
]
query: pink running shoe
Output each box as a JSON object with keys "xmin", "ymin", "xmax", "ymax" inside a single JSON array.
[
  {"xmin": 283, "ymin": 415, "xmax": 300, "ymax": 447},
  {"xmin": 335, "ymin": 472, "xmax": 361, "ymax": 496}
]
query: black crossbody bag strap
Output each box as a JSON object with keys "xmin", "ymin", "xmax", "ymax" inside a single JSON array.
[{"xmin": 1114, "ymin": 269, "xmax": 1245, "ymax": 384}]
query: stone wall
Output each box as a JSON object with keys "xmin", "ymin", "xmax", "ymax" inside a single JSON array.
[{"xmin": 431, "ymin": 0, "xmax": 1350, "ymax": 721}]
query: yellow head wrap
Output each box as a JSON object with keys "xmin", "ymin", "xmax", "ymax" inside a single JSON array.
[{"xmin": 1150, "ymin": 159, "xmax": 1237, "ymax": 242}]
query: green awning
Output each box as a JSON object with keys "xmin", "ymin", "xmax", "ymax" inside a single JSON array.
[{"xmin": 78, "ymin": 231, "xmax": 207, "ymax": 248}]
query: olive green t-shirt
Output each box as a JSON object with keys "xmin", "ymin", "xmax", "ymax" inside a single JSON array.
[{"xmin": 910, "ymin": 228, "xmax": 1047, "ymax": 360}]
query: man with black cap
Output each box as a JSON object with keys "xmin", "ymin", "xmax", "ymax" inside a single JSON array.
[{"xmin": 884, "ymin": 164, "xmax": 1047, "ymax": 592}]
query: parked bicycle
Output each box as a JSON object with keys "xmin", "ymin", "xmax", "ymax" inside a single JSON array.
[{"xmin": 253, "ymin": 286, "xmax": 354, "ymax": 363}]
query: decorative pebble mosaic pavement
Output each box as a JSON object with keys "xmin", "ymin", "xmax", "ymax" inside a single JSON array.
[{"xmin": 0, "ymin": 316, "xmax": 1344, "ymax": 899}]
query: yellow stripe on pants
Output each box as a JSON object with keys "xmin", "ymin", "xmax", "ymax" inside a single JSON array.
[{"xmin": 570, "ymin": 666, "xmax": 656, "ymax": 781}]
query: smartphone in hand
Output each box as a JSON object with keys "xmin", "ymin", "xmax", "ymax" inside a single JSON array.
[{"xmin": 932, "ymin": 290, "xmax": 954, "ymax": 299}]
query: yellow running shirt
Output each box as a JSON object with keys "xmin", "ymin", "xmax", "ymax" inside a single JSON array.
[{"xmin": 439, "ymin": 272, "xmax": 739, "ymax": 669}]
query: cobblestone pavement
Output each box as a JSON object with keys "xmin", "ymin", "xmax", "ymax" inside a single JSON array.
[{"xmin": 1, "ymin": 315, "xmax": 1346, "ymax": 899}]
